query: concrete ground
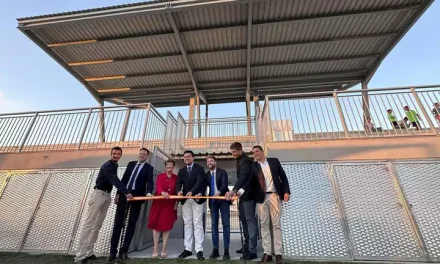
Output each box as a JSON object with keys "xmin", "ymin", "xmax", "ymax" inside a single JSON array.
[{"xmin": 129, "ymin": 233, "xmax": 263, "ymax": 260}]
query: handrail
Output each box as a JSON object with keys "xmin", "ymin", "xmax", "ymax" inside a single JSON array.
[
  {"xmin": 267, "ymin": 84, "xmax": 440, "ymax": 99},
  {"xmin": 0, "ymin": 103, "xmax": 152, "ymax": 117}
]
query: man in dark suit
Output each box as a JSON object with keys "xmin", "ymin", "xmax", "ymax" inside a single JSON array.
[
  {"xmin": 225, "ymin": 142, "xmax": 258, "ymax": 260},
  {"xmin": 106, "ymin": 147, "xmax": 154, "ymax": 262},
  {"xmin": 175, "ymin": 150, "xmax": 206, "ymax": 260},
  {"xmin": 250, "ymin": 145, "xmax": 290, "ymax": 264},
  {"xmin": 205, "ymin": 156, "xmax": 231, "ymax": 260}
]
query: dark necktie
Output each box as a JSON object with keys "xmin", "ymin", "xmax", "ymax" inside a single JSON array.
[
  {"xmin": 127, "ymin": 164, "xmax": 140, "ymax": 191},
  {"xmin": 187, "ymin": 166, "xmax": 192, "ymax": 175},
  {"xmin": 258, "ymin": 166, "xmax": 266, "ymax": 193},
  {"xmin": 210, "ymin": 171, "xmax": 215, "ymax": 203}
]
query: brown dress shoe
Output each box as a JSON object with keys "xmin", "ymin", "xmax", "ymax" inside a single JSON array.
[
  {"xmin": 275, "ymin": 255, "xmax": 283, "ymax": 264},
  {"xmin": 260, "ymin": 253, "xmax": 273, "ymax": 263}
]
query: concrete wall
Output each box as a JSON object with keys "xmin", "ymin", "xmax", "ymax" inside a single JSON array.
[{"xmin": 267, "ymin": 136, "xmax": 440, "ymax": 162}]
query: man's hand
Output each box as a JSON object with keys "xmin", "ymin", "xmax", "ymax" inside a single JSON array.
[
  {"xmin": 146, "ymin": 193, "xmax": 153, "ymax": 197},
  {"xmin": 225, "ymin": 191, "xmax": 235, "ymax": 200},
  {"xmin": 177, "ymin": 191, "xmax": 183, "ymax": 196},
  {"xmin": 126, "ymin": 193, "xmax": 133, "ymax": 200},
  {"xmin": 186, "ymin": 191, "xmax": 193, "ymax": 197},
  {"xmin": 284, "ymin": 193, "xmax": 290, "ymax": 202},
  {"xmin": 114, "ymin": 194, "xmax": 119, "ymax": 204},
  {"xmin": 162, "ymin": 192, "xmax": 170, "ymax": 199},
  {"xmin": 214, "ymin": 192, "xmax": 220, "ymax": 197},
  {"xmin": 195, "ymin": 193, "xmax": 201, "ymax": 202}
]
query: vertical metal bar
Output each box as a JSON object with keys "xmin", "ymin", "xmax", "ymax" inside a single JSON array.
[
  {"xmin": 327, "ymin": 163, "xmax": 355, "ymax": 260},
  {"xmin": 120, "ymin": 109, "xmax": 131, "ymax": 142},
  {"xmin": 387, "ymin": 162, "xmax": 431, "ymax": 261},
  {"xmin": 18, "ymin": 112, "xmax": 38, "ymax": 153},
  {"xmin": 411, "ymin": 87, "xmax": 438, "ymax": 135},
  {"xmin": 77, "ymin": 109, "xmax": 92, "ymax": 150},
  {"xmin": 141, "ymin": 105, "xmax": 151, "ymax": 148},
  {"xmin": 19, "ymin": 172, "xmax": 52, "ymax": 252},
  {"xmin": 333, "ymin": 93, "xmax": 350, "ymax": 139},
  {"xmin": 99, "ymin": 104, "xmax": 106, "ymax": 143},
  {"xmin": 67, "ymin": 169, "xmax": 95, "ymax": 254},
  {"xmin": 265, "ymin": 97, "xmax": 274, "ymax": 142}
]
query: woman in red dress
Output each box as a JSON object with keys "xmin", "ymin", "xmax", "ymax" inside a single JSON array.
[{"xmin": 147, "ymin": 159, "xmax": 178, "ymax": 258}]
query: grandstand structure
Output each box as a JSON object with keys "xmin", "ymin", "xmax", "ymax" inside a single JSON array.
[{"xmin": 0, "ymin": 0, "xmax": 439, "ymax": 262}]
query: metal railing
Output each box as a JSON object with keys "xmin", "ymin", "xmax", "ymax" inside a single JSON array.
[
  {"xmin": 164, "ymin": 116, "xmax": 257, "ymax": 154},
  {"xmin": 0, "ymin": 103, "xmax": 166, "ymax": 153},
  {"xmin": 261, "ymin": 85, "xmax": 440, "ymax": 142}
]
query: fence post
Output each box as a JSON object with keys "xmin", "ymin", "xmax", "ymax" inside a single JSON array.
[
  {"xmin": 141, "ymin": 104, "xmax": 151, "ymax": 148},
  {"xmin": 333, "ymin": 92, "xmax": 350, "ymax": 139},
  {"xmin": 410, "ymin": 87, "xmax": 438, "ymax": 135},
  {"xmin": 387, "ymin": 162, "xmax": 432, "ymax": 261},
  {"xmin": 120, "ymin": 109, "xmax": 132, "ymax": 142},
  {"xmin": 18, "ymin": 112, "xmax": 38, "ymax": 153},
  {"xmin": 77, "ymin": 109, "xmax": 92, "ymax": 150},
  {"xmin": 265, "ymin": 97, "xmax": 274, "ymax": 142}
]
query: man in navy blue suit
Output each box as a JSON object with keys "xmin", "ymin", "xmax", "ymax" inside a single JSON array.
[
  {"xmin": 106, "ymin": 147, "xmax": 154, "ymax": 262},
  {"xmin": 205, "ymin": 156, "xmax": 231, "ymax": 260}
]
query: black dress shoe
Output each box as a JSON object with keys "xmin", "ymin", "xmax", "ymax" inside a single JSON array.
[
  {"xmin": 236, "ymin": 247, "xmax": 248, "ymax": 254},
  {"xmin": 178, "ymin": 250, "xmax": 192, "ymax": 259},
  {"xmin": 104, "ymin": 255, "xmax": 116, "ymax": 263},
  {"xmin": 85, "ymin": 254, "xmax": 97, "ymax": 260},
  {"xmin": 120, "ymin": 253, "xmax": 129, "ymax": 261},
  {"xmin": 197, "ymin": 251, "xmax": 205, "ymax": 260},
  {"xmin": 260, "ymin": 253, "xmax": 273, "ymax": 263},
  {"xmin": 209, "ymin": 248, "xmax": 219, "ymax": 259},
  {"xmin": 241, "ymin": 252, "xmax": 258, "ymax": 260},
  {"xmin": 223, "ymin": 248, "xmax": 230, "ymax": 260},
  {"xmin": 275, "ymin": 254, "xmax": 284, "ymax": 264}
]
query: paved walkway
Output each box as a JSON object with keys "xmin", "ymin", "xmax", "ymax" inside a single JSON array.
[{"xmin": 129, "ymin": 233, "xmax": 263, "ymax": 260}]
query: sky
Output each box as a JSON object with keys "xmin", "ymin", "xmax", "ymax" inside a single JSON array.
[{"xmin": 0, "ymin": 0, "xmax": 439, "ymax": 120}]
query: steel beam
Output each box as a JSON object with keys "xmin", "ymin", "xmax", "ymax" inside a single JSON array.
[
  {"xmin": 166, "ymin": 10, "xmax": 206, "ymax": 104},
  {"xmin": 246, "ymin": 0, "xmax": 253, "ymax": 124},
  {"xmin": 85, "ymin": 55, "xmax": 375, "ymax": 83},
  {"xmin": 65, "ymin": 33, "xmax": 395, "ymax": 67}
]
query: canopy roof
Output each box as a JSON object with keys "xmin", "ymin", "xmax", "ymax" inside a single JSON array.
[{"xmin": 17, "ymin": 0, "xmax": 433, "ymax": 107}]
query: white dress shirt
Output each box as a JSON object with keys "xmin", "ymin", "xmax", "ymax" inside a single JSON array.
[{"xmin": 258, "ymin": 159, "xmax": 276, "ymax": 193}]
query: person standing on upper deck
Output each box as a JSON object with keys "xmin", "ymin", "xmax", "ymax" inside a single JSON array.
[
  {"xmin": 176, "ymin": 150, "xmax": 207, "ymax": 260},
  {"xmin": 250, "ymin": 145, "xmax": 290, "ymax": 264}
]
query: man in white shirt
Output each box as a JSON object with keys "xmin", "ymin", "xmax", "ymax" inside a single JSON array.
[{"xmin": 251, "ymin": 145, "xmax": 290, "ymax": 264}]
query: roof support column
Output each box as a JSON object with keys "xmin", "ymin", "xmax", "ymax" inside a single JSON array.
[
  {"xmin": 205, "ymin": 102, "xmax": 209, "ymax": 139},
  {"xmin": 188, "ymin": 97, "xmax": 195, "ymax": 139},
  {"xmin": 98, "ymin": 99, "xmax": 106, "ymax": 143},
  {"xmin": 196, "ymin": 96, "xmax": 201, "ymax": 138},
  {"xmin": 246, "ymin": 0, "xmax": 253, "ymax": 137},
  {"xmin": 362, "ymin": 80, "xmax": 370, "ymax": 126}
]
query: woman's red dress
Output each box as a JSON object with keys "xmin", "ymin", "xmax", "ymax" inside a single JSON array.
[{"xmin": 147, "ymin": 172, "xmax": 178, "ymax": 231}]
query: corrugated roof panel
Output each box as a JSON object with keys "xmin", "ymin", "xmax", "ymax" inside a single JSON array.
[
  {"xmin": 182, "ymin": 26, "xmax": 247, "ymax": 53},
  {"xmin": 73, "ymin": 56, "xmax": 186, "ymax": 78},
  {"xmin": 49, "ymin": 34, "xmax": 179, "ymax": 62},
  {"xmin": 89, "ymin": 72, "xmax": 190, "ymax": 89},
  {"xmin": 252, "ymin": 58, "xmax": 373, "ymax": 78},
  {"xmin": 252, "ymin": 10, "xmax": 414, "ymax": 46},
  {"xmin": 34, "ymin": 13, "xmax": 172, "ymax": 44},
  {"xmin": 189, "ymin": 50, "xmax": 246, "ymax": 70},
  {"xmin": 195, "ymin": 68, "xmax": 246, "ymax": 83},
  {"xmin": 174, "ymin": 2, "xmax": 247, "ymax": 29},
  {"xmin": 252, "ymin": 0, "xmax": 421, "ymax": 22},
  {"xmin": 252, "ymin": 37, "xmax": 390, "ymax": 64}
]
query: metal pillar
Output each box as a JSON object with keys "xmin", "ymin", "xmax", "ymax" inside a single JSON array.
[
  {"xmin": 196, "ymin": 96, "xmax": 201, "ymax": 138},
  {"xmin": 246, "ymin": 92, "xmax": 252, "ymax": 136},
  {"xmin": 188, "ymin": 97, "xmax": 196, "ymax": 138},
  {"xmin": 98, "ymin": 100, "xmax": 106, "ymax": 143},
  {"xmin": 361, "ymin": 80, "xmax": 370, "ymax": 126}
]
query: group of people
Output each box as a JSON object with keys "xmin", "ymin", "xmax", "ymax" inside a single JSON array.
[{"xmin": 73, "ymin": 142, "xmax": 290, "ymax": 264}]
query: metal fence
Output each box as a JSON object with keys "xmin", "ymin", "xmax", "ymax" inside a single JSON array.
[
  {"xmin": 1, "ymin": 159, "xmax": 440, "ymax": 262},
  {"xmin": 163, "ymin": 116, "xmax": 257, "ymax": 154},
  {"xmin": 0, "ymin": 104, "xmax": 166, "ymax": 153},
  {"xmin": 261, "ymin": 85, "xmax": 440, "ymax": 142},
  {"xmin": 0, "ymin": 146, "xmax": 181, "ymax": 254}
]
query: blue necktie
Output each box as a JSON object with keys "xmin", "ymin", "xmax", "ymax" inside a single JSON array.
[
  {"xmin": 127, "ymin": 164, "xmax": 140, "ymax": 191},
  {"xmin": 210, "ymin": 171, "xmax": 215, "ymax": 203}
]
